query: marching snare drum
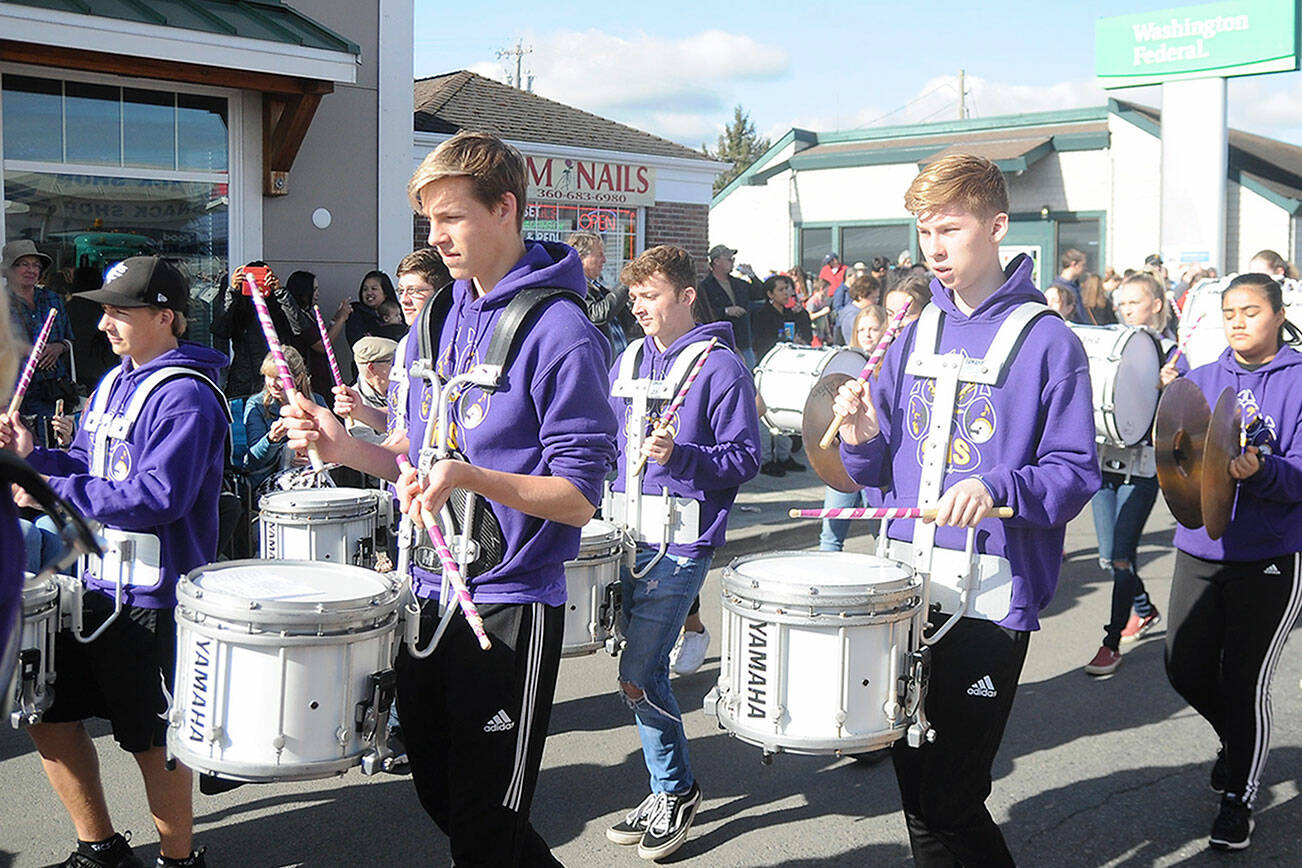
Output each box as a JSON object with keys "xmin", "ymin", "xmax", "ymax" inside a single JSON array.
[
  {"xmin": 1068, "ymin": 324, "xmax": 1162, "ymax": 447},
  {"xmin": 259, "ymin": 488, "xmax": 381, "ymax": 566},
  {"xmin": 754, "ymin": 344, "xmax": 866, "ymax": 434},
  {"xmin": 168, "ymin": 560, "xmax": 401, "ymax": 782},
  {"xmin": 561, "ymin": 519, "xmax": 624, "ymax": 657},
  {"xmin": 7, "ymin": 573, "xmax": 60, "ymax": 727},
  {"xmin": 705, "ymin": 551, "xmax": 921, "ymax": 756}
]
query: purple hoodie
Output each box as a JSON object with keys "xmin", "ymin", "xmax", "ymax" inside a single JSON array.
[
  {"xmin": 1174, "ymin": 345, "xmax": 1302, "ymax": 561},
  {"xmin": 840, "ymin": 256, "xmax": 1100, "ymax": 631},
  {"xmin": 406, "ymin": 241, "xmax": 617, "ymax": 606},
  {"xmin": 608, "ymin": 320, "xmax": 762, "ymax": 557},
  {"xmin": 26, "ymin": 343, "xmax": 229, "ymax": 609}
]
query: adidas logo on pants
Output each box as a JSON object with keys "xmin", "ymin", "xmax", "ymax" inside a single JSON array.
[{"xmin": 966, "ymin": 675, "xmax": 998, "ymax": 698}]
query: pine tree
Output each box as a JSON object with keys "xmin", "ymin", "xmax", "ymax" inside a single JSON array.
[{"xmin": 705, "ymin": 105, "xmax": 771, "ymax": 195}]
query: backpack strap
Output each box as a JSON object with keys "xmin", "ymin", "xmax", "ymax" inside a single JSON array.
[
  {"xmin": 416, "ymin": 282, "xmax": 456, "ymax": 364},
  {"xmin": 905, "ymin": 301, "xmax": 1058, "ymax": 385},
  {"xmin": 474, "ymin": 287, "xmax": 584, "ymax": 392}
]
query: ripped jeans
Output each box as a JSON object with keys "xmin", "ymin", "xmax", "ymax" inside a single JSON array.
[{"xmin": 618, "ymin": 547, "xmax": 713, "ymax": 795}]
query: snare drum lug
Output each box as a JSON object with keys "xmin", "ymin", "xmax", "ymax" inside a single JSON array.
[
  {"xmin": 335, "ymin": 726, "xmax": 348, "ymax": 747},
  {"xmin": 761, "ymin": 751, "xmax": 773, "ymax": 766},
  {"xmin": 209, "ymin": 726, "xmax": 224, "ymax": 744}
]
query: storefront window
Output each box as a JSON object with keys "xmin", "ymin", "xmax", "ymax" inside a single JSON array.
[
  {"xmin": 1056, "ymin": 218, "xmax": 1102, "ymax": 274},
  {"xmin": 841, "ymin": 224, "xmax": 912, "ymax": 269},
  {"xmin": 522, "ymin": 202, "xmax": 639, "ymax": 286},
  {"xmin": 800, "ymin": 227, "xmax": 833, "ymax": 276}
]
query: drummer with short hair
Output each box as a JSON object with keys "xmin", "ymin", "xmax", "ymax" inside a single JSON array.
[
  {"xmin": 832, "ymin": 154, "xmax": 1099, "ymax": 866},
  {"xmin": 0, "ymin": 256, "xmax": 227, "ymax": 868},
  {"xmin": 604, "ymin": 244, "xmax": 760, "ymax": 861},
  {"xmin": 1083, "ymin": 271, "xmax": 1187, "ymax": 676}
]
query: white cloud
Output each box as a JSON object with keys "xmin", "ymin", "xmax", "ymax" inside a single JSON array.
[{"xmin": 469, "ymin": 28, "xmax": 788, "ymax": 146}]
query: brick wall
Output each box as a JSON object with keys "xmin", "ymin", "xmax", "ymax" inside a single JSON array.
[
  {"xmin": 413, "ymin": 215, "xmax": 430, "ymax": 252},
  {"xmin": 644, "ymin": 201, "xmax": 710, "ymax": 280}
]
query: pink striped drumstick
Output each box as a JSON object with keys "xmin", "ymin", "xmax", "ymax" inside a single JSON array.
[
  {"xmin": 631, "ymin": 337, "xmax": 719, "ymax": 477},
  {"xmin": 312, "ymin": 305, "xmax": 344, "ymax": 390},
  {"xmin": 396, "ymin": 455, "xmax": 492, "ymax": 650},
  {"xmin": 1169, "ymin": 311, "xmax": 1208, "ymax": 366},
  {"xmin": 788, "ymin": 506, "xmax": 1014, "ymax": 520},
  {"xmin": 818, "ymin": 304, "xmax": 912, "ymax": 449},
  {"xmin": 245, "ymin": 274, "xmax": 324, "ymax": 470},
  {"xmin": 7, "ymin": 308, "xmax": 58, "ymax": 415}
]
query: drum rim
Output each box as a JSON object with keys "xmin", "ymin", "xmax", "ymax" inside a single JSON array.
[
  {"xmin": 178, "ymin": 559, "xmax": 401, "ymax": 625},
  {"xmin": 258, "ymin": 487, "xmax": 380, "ymax": 517}
]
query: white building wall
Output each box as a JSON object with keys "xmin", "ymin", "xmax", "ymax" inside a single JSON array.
[
  {"xmin": 709, "ymin": 168, "xmax": 797, "ymax": 273},
  {"xmin": 1106, "ymin": 115, "xmax": 1162, "ymax": 271},
  {"xmin": 1229, "ymin": 182, "xmax": 1292, "ymax": 273},
  {"xmin": 1007, "ymin": 149, "xmax": 1111, "ymax": 214},
  {"xmin": 792, "ymin": 163, "xmax": 919, "ymax": 223}
]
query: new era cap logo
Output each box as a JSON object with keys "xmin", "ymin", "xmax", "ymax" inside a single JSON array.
[
  {"xmin": 156, "ymin": 293, "xmax": 167, "ymax": 303},
  {"xmin": 483, "ymin": 709, "xmax": 515, "ymax": 733},
  {"xmin": 967, "ymin": 675, "xmax": 997, "ymax": 698},
  {"xmin": 1264, "ymin": 564, "xmax": 1281, "ymax": 575}
]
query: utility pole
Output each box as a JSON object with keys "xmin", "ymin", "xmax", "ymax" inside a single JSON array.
[
  {"xmin": 958, "ymin": 69, "xmax": 967, "ymax": 119},
  {"xmin": 498, "ymin": 40, "xmax": 531, "ymax": 90}
]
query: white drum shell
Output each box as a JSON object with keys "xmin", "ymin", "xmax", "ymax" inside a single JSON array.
[
  {"xmin": 561, "ymin": 520, "xmax": 623, "ymax": 657},
  {"xmin": 258, "ymin": 488, "xmax": 379, "ymax": 566},
  {"xmin": 754, "ymin": 345, "xmax": 866, "ymax": 434},
  {"xmin": 1180, "ymin": 276, "xmax": 1302, "ymax": 369},
  {"xmin": 712, "ymin": 552, "xmax": 920, "ymax": 755},
  {"xmin": 168, "ymin": 560, "xmax": 400, "ymax": 781},
  {"xmin": 1068, "ymin": 324, "xmax": 1161, "ymax": 447},
  {"xmin": 9, "ymin": 574, "xmax": 60, "ymax": 726}
]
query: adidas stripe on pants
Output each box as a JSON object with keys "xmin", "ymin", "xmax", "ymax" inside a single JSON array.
[
  {"xmin": 395, "ymin": 599, "xmax": 565, "ymax": 867},
  {"xmin": 1165, "ymin": 550, "xmax": 1302, "ymax": 806}
]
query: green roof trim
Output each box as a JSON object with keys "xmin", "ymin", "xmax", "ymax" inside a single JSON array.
[
  {"xmin": 1235, "ymin": 170, "xmax": 1302, "ymax": 214},
  {"xmin": 812, "ymin": 106, "xmax": 1110, "ymax": 145},
  {"xmin": 710, "ymin": 128, "xmax": 815, "ymax": 207},
  {"xmin": 1109, "ymin": 99, "xmax": 1161, "ymax": 137},
  {"xmin": 4, "ymin": 0, "xmax": 360, "ymax": 55}
]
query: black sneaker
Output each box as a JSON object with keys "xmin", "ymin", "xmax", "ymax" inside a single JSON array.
[
  {"xmin": 63, "ymin": 833, "xmax": 144, "ymax": 868},
  {"xmin": 607, "ymin": 792, "xmax": 660, "ymax": 845},
  {"xmin": 1210, "ymin": 746, "xmax": 1228, "ymax": 794},
  {"xmin": 638, "ymin": 782, "xmax": 702, "ymax": 861},
  {"xmin": 779, "ymin": 456, "xmax": 806, "ymax": 472},
  {"xmin": 156, "ymin": 847, "xmax": 207, "ymax": 868},
  {"xmin": 760, "ymin": 461, "xmax": 785, "ymax": 477},
  {"xmin": 1209, "ymin": 794, "xmax": 1253, "ymax": 850}
]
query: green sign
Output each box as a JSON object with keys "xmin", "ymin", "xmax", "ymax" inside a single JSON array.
[{"xmin": 1096, "ymin": 0, "xmax": 1299, "ymax": 88}]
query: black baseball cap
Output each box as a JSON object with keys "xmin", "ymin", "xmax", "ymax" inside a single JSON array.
[{"xmin": 76, "ymin": 256, "xmax": 189, "ymax": 311}]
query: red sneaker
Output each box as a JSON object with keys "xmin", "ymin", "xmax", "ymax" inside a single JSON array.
[
  {"xmin": 1120, "ymin": 608, "xmax": 1161, "ymax": 643},
  {"xmin": 1084, "ymin": 645, "xmax": 1122, "ymax": 676}
]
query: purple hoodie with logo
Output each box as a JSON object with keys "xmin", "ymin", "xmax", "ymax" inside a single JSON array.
[
  {"xmin": 607, "ymin": 320, "xmax": 762, "ymax": 558},
  {"xmin": 840, "ymin": 256, "xmax": 1100, "ymax": 631},
  {"xmin": 25, "ymin": 343, "xmax": 229, "ymax": 609},
  {"xmin": 1174, "ymin": 345, "xmax": 1302, "ymax": 561},
  {"xmin": 406, "ymin": 241, "xmax": 618, "ymax": 607}
]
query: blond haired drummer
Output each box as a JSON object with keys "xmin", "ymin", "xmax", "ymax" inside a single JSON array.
[
  {"xmin": 1, "ymin": 257, "xmax": 227, "ymax": 868},
  {"xmin": 833, "ymin": 155, "xmax": 1099, "ymax": 865}
]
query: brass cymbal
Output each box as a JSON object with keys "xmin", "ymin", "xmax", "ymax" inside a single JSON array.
[
  {"xmin": 1154, "ymin": 377, "xmax": 1210, "ymax": 529},
  {"xmin": 802, "ymin": 372, "xmax": 861, "ymax": 494},
  {"xmin": 1202, "ymin": 387, "xmax": 1240, "ymax": 541}
]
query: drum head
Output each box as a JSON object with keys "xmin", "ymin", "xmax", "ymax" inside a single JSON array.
[
  {"xmin": 20, "ymin": 573, "xmax": 58, "ymax": 609},
  {"xmin": 1110, "ymin": 328, "xmax": 1161, "ymax": 445},
  {"xmin": 187, "ymin": 561, "xmax": 392, "ymax": 608},
  {"xmin": 724, "ymin": 551, "xmax": 915, "ymax": 610},
  {"xmin": 258, "ymin": 488, "xmax": 378, "ymax": 518},
  {"xmin": 580, "ymin": 519, "xmax": 621, "ymax": 546}
]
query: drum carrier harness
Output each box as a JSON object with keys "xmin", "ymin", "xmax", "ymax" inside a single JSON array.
[
  {"xmin": 605, "ymin": 336, "xmax": 710, "ymax": 576},
  {"xmin": 73, "ymin": 365, "xmax": 230, "ymax": 642},
  {"xmin": 400, "ymin": 284, "xmax": 584, "ymax": 657}
]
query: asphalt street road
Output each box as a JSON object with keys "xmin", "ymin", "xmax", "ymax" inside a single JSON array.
[{"xmin": 4, "ymin": 499, "xmax": 1302, "ymax": 866}]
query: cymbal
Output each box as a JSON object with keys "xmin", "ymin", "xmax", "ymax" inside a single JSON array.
[
  {"xmin": 1154, "ymin": 378, "xmax": 1210, "ymax": 529},
  {"xmin": 802, "ymin": 372, "xmax": 861, "ymax": 493},
  {"xmin": 1202, "ymin": 387, "xmax": 1240, "ymax": 540}
]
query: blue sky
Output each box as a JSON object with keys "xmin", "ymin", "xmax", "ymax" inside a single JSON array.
[{"xmin": 413, "ymin": 0, "xmax": 1302, "ymax": 149}]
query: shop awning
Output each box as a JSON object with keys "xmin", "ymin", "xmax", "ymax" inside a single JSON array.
[{"xmin": 0, "ymin": 0, "xmax": 361, "ymax": 195}]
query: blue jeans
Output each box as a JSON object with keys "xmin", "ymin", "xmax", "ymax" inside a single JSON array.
[
  {"xmin": 818, "ymin": 486, "xmax": 868, "ymax": 552},
  {"xmin": 20, "ymin": 515, "xmax": 61, "ymax": 575},
  {"xmin": 618, "ymin": 547, "xmax": 712, "ymax": 795},
  {"xmin": 1090, "ymin": 473, "xmax": 1159, "ymax": 649}
]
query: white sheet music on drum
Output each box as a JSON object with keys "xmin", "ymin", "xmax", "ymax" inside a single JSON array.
[{"xmin": 197, "ymin": 565, "xmax": 343, "ymax": 603}]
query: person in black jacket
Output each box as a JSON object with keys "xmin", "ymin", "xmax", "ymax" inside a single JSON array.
[
  {"xmin": 700, "ymin": 244, "xmax": 763, "ymax": 367},
  {"xmin": 567, "ymin": 231, "xmax": 629, "ymax": 363},
  {"xmin": 751, "ymin": 273, "xmax": 810, "ymax": 477},
  {"xmin": 211, "ymin": 261, "xmax": 313, "ymax": 397}
]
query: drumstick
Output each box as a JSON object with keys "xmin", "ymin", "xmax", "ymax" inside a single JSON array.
[
  {"xmin": 818, "ymin": 305, "xmax": 911, "ymax": 450},
  {"xmin": 312, "ymin": 305, "xmax": 345, "ymax": 391},
  {"xmin": 631, "ymin": 337, "xmax": 718, "ymax": 478},
  {"xmin": 246, "ymin": 274, "xmax": 325, "ymax": 471},
  {"xmin": 1168, "ymin": 311, "xmax": 1208, "ymax": 366},
  {"xmin": 396, "ymin": 455, "xmax": 492, "ymax": 650},
  {"xmin": 788, "ymin": 506, "xmax": 1014, "ymax": 520},
  {"xmin": 8, "ymin": 308, "xmax": 58, "ymax": 415}
]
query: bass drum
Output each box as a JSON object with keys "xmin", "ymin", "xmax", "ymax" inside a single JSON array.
[
  {"xmin": 1068, "ymin": 324, "xmax": 1162, "ymax": 447},
  {"xmin": 1179, "ymin": 276, "xmax": 1302, "ymax": 369},
  {"xmin": 754, "ymin": 344, "xmax": 866, "ymax": 434}
]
